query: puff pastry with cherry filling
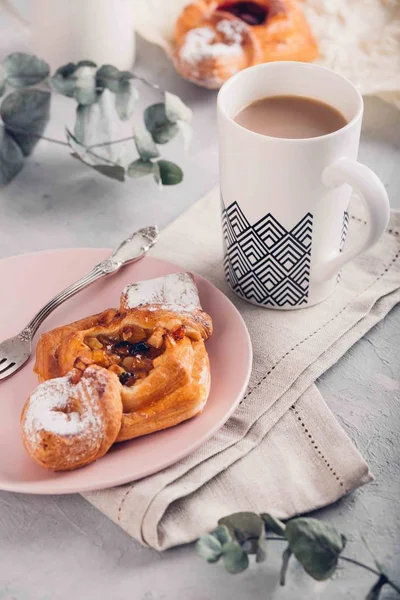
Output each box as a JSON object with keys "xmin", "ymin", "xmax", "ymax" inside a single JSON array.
[{"xmin": 173, "ymin": 0, "xmax": 318, "ymax": 88}]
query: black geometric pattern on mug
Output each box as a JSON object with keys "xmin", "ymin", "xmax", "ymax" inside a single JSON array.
[{"xmin": 222, "ymin": 201, "xmax": 313, "ymax": 307}]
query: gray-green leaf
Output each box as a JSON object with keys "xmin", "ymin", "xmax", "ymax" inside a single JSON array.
[
  {"xmin": 96, "ymin": 64, "xmax": 120, "ymax": 94},
  {"xmin": 157, "ymin": 160, "xmax": 183, "ymax": 186},
  {"xmin": 177, "ymin": 120, "xmax": 192, "ymax": 153},
  {"xmin": 218, "ymin": 512, "xmax": 263, "ymax": 543},
  {"xmin": 73, "ymin": 89, "xmax": 117, "ymax": 164},
  {"xmin": 0, "ymin": 89, "xmax": 50, "ymax": 155},
  {"xmin": 74, "ymin": 65, "xmax": 97, "ymax": 105},
  {"xmin": 196, "ymin": 534, "xmax": 222, "ymax": 563},
  {"xmin": 115, "ymin": 78, "xmax": 138, "ymax": 121},
  {"xmin": 0, "ymin": 65, "xmax": 6, "ymax": 97},
  {"xmin": 67, "ymin": 127, "xmax": 124, "ymax": 181},
  {"xmin": 261, "ymin": 513, "xmax": 286, "ymax": 536},
  {"xmin": 221, "ymin": 542, "xmax": 249, "ymax": 574},
  {"xmin": 2, "ymin": 52, "xmax": 49, "ymax": 88},
  {"xmin": 0, "ymin": 127, "xmax": 24, "ymax": 184},
  {"xmin": 71, "ymin": 152, "xmax": 125, "ymax": 182},
  {"xmin": 134, "ymin": 125, "xmax": 159, "ymax": 160},
  {"xmin": 50, "ymin": 63, "xmax": 77, "ymax": 97},
  {"xmin": 285, "ymin": 518, "xmax": 346, "ymax": 581},
  {"xmin": 365, "ymin": 575, "xmax": 388, "ymax": 600},
  {"xmin": 210, "ymin": 525, "xmax": 233, "ymax": 546},
  {"xmin": 144, "ymin": 103, "xmax": 179, "ymax": 144},
  {"xmin": 77, "ymin": 60, "xmax": 97, "ymax": 68},
  {"xmin": 127, "ymin": 159, "xmax": 154, "ymax": 178},
  {"xmin": 165, "ymin": 91, "xmax": 192, "ymax": 123}
]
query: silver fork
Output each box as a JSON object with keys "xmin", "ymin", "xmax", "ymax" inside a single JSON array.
[{"xmin": 0, "ymin": 226, "xmax": 159, "ymax": 381}]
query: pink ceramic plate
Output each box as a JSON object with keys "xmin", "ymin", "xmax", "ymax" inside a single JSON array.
[{"xmin": 0, "ymin": 249, "xmax": 252, "ymax": 494}]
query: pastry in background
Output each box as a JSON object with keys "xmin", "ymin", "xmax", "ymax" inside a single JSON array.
[{"xmin": 173, "ymin": 0, "xmax": 318, "ymax": 88}]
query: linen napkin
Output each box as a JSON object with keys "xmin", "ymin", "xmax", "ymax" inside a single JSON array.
[{"xmin": 84, "ymin": 187, "xmax": 400, "ymax": 550}]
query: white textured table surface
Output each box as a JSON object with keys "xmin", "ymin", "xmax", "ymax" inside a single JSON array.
[{"xmin": 0, "ymin": 22, "xmax": 399, "ymax": 600}]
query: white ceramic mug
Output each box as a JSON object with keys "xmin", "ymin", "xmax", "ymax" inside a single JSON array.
[
  {"xmin": 218, "ymin": 62, "xmax": 390, "ymax": 310},
  {"xmin": 1, "ymin": 0, "xmax": 136, "ymax": 70}
]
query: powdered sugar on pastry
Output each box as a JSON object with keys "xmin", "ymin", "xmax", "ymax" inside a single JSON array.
[
  {"xmin": 23, "ymin": 369, "xmax": 105, "ymax": 445},
  {"xmin": 175, "ymin": 18, "xmax": 251, "ymax": 86},
  {"xmin": 21, "ymin": 365, "xmax": 123, "ymax": 470},
  {"xmin": 180, "ymin": 19, "xmax": 246, "ymax": 65},
  {"xmin": 122, "ymin": 273, "xmax": 201, "ymax": 312}
]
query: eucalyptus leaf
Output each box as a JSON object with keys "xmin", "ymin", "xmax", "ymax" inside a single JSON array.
[
  {"xmin": 134, "ymin": 124, "xmax": 159, "ymax": 160},
  {"xmin": 242, "ymin": 539, "xmax": 259, "ymax": 554},
  {"xmin": 285, "ymin": 518, "xmax": 346, "ymax": 581},
  {"xmin": 2, "ymin": 52, "xmax": 49, "ymax": 88},
  {"xmin": 127, "ymin": 159, "xmax": 154, "ymax": 178},
  {"xmin": 50, "ymin": 62, "xmax": 77, "ymax": 97},
  {"xmin": 96, "ymin": 64, "xmax": 120, "ymax": 93},
  {"xmin": 177, "ymin": 119, "xmax": 192, "ymax": 153},
  {"xmin": 0, "ymin": 65, "xmax": 6, "ymax": 97},
  {"xmin": 144, "ymin": 103, "xmax": 179, "ymax": 144},
  {"xmin": 71, "ymin": 152, "xmax": 125, "ymax": 182},
  {"xmin": 165, "ymin": 91, "xmax": 192, "ymax": 123},
  {"xmin": 218, "ymin": 512, "xmax": 263, "ymax": 544},
  {"xmin": 77, "ymin": 60, "xmax": 97, "ymax": 68},
  {"xmin": 0, "ymin": 127, "xmax": 24, "ymax": 184},
  {"xmin": 280, "ymin": 547, "xmax": 292, "ymax": 586},
  {"xmin": 1, "ymin": 89, "xmax": 50, "ymax": 155},
  {"xmin": 74, "ymin": 65, "xmax": 97, "ymax": 105},
  {"xmin": 210, "ymin": 526, "xmax": 233, "ymax": 546},
  {"xmin": 221, "ymin": 543, "xmax": 249, "ymax": 574},
  {"xmin": 157, "ymin": 160, "xmax": 183, "ymax": 186},
  {"xmin": 73, "ymin": 89, "xmax": 118, "ymax": 164},
  {"xmin": 365, "ymin": 575, "xmax": 388, "ymax": 600},
  {"xmin": 261, "ymin": 513, "xmax": 286, "ymax": 536},
  {"xmin": 115, "ymin": 78, "xmax": 138, "ymax": 121},
  {"xmin": 67, "ymin": 128, "xmax": 122, "ymax": 179},
  {"xmin": 196, "ymin": 534, "xmax": 222, "ymax": 563}
]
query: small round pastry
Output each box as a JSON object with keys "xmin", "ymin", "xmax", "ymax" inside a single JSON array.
[
  {"xmin": 173, "ymin": 8, "xmax": 262, "ymax": 89},
  {"xmin": 21, "ymin": 365, "xmax": 123, "ymax": 471},
  {"xmin": 173, "ymin": 0, "xmax": 318, "ymax": 88}
]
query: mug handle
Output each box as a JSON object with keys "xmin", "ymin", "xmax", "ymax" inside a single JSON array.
[{"xmin": 314, "ymin": 157, "xmax": 390, "ymax": 281}]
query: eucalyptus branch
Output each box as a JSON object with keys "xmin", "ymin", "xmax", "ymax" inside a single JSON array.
[
  {"xmin": 0, "ymin": 70, "xmax": 162, "ymax": 92},
  {"xmin": 0, "ymin": 124, "xmax": 69, "ymax": 146},
  {"xmin": 196, "ymin": 513, "xmax": 400, "ymax": 599},
  {"xmin": 0, "ymin": 52, "xmax": 191, "ymax": 186},
  {"xmin": 1, "ymin": 123, "xmax": 135, "ymax": 151}
]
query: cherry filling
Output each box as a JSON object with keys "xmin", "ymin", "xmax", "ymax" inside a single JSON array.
[
  {"xmin": 219, "ymin": 1, "xmax": 268, "ymax": 25},
  {"xmin": 83, "ymin": 325, "xmax": 170, "ymax": 388}
]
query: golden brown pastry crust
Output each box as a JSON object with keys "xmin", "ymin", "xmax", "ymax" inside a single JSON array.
[
  {"xmin": 173, "ymin": 0, "xmax": 318, "ymax": 88},
  {"xmin": 21, "ymin": 365, "xmax": 123, "ymax": 471},
  {"xmin": 33, "ymin": 304, "xmax": 212, "ymax": 445},
  {"xmin": 174, "ymin": 9, "xmax": 262, "ymax": 89}
]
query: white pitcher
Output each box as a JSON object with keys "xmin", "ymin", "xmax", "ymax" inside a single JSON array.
[{"xmin": 1, "ymin": 0, "xmax": 136, "ymax": 70}]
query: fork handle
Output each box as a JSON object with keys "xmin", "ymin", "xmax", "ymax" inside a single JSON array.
[{"xmin": 23, "ymin": 258, "xmax": 122, "ymax": 339}]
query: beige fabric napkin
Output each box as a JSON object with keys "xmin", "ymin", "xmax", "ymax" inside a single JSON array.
[{"xmin": 84, "ymin": 187, "xmax": 400, "ymax": 550}]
